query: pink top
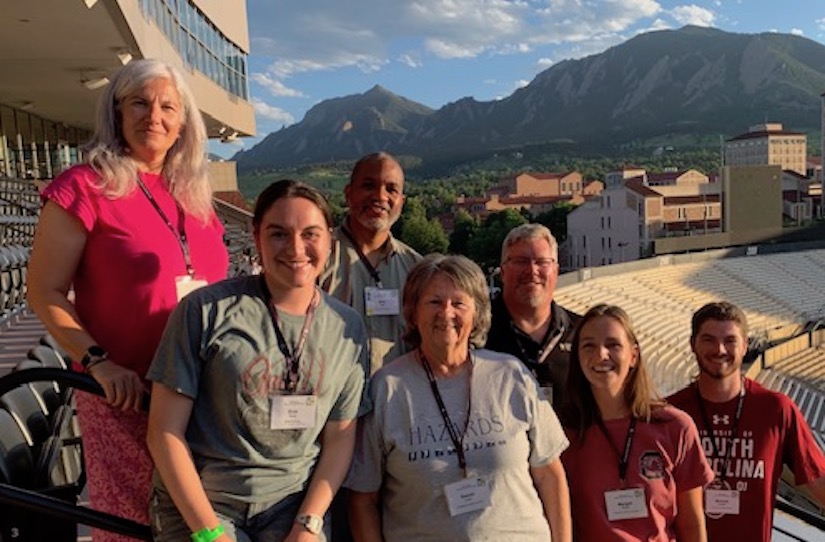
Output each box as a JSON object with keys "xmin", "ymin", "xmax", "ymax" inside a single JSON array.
[{"xmin": 43, "ymin": 164, "xmax": 228, "ymax": 377}]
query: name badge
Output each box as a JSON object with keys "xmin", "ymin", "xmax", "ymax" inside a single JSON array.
[
  {"xmin": 443, "ymin": 478, "xmax": 491, "ymax": 517},
  {"xmin": 364, "ymin": 287, "xmax": 400, "ymax": 316},
  {"xmin": 705, "ymin": 488, "xmax": 740, "ymax": 516},
  {"xmin": 175, "ymin": 275, "xmax": 207, "ymax": 301},
  {"xmin": 270, "ymin": 395, "xmax": 317, "ymax": 430},
  {"xmin": 605, "ymin": 488, "xmax": 649, "ymax": 521}
]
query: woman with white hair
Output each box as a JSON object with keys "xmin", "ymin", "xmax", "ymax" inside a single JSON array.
[{"xmin": 27, "ymin": 58, "xmax": 228, "ymax": 540}]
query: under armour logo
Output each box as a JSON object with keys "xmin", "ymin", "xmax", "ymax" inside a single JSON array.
[{"xmin": 712, "ymin": 414, "xmax": 730, "ymax": 425}]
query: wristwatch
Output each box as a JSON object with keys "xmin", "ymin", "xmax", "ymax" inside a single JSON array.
[
  {"xmin": 81, "ymin": 345, "xmax": 108, "ymax": 369},
  {"xmin": 294, "ymin": 513, "xmax": 323, "ymax": 535}
]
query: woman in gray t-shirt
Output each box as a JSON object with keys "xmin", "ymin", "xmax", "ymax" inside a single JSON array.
[{"xmin": 347, "ymin": 254, "xmax": 571, "ymax": 542}]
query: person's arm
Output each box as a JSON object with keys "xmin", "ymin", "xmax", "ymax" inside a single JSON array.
[
  {"xmin": 284, "ymin": 419, "xmax": 357, "ymax": 540},
  {"xmin": 348, "ymin": 490, "xmax": 383, "ymax": 542},
  {"xmin": 805, "ymin": 475, "xmax": 825, "ymax": 507},
  {"xmin": 530, "ymin": 459, "xmax": 572, "ymax": 542},
  {"xmin": 146, "ymin": 382, "xmax": 232, "ymax": 541},
  {"xmin": 27, "ymin": 201, "xmax": 143, "ymax": 411},
  {"xmin": 673, "ymin": 487, "xmax": 707, "ymax": 542}
]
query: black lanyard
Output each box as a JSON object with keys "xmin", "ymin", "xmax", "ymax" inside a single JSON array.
[
  {"xmin": 267, "ymin": 286, "xmax": 318, "ymax": 393},
  {"xmin": 695, "ymin": 378, "xmax": 746, "ymax": 483},
  {"xmin": 596, "ymin": 416, "xmax": 637, "ymax": 485},
  {"xmin": 341, "ymin": 224, "xmax": 383, "ymax": 287},
  {"xmin": 136, "ymin": 176, "xmax": 194, "ymax": 277},
  {"xmin": 420, "ymin": 349, "xmax": 473, "ymax": 477}
]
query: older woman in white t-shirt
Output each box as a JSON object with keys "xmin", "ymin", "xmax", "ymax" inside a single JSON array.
[{"xmin": 347, "ymin": 254, "xmax": 571, "ymax": 542}]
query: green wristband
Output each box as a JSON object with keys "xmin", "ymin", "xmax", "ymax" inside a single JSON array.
[{"xmin": 191, "ymin": 524, "xmax": 225, "ymax": 542}]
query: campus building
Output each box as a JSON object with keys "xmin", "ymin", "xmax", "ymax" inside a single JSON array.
[
  {"xmin": 725, "ymin": 122, "xmax": 807, "ymax": 176},
  {"xmin": 454, "ymin": 170, "xmax": 602, "ymax": 221},
  {"xmin": 567, "ymin": 168, "xmax": 721, "ymax": 268},
  {"xmin": 0, "ymin": 0, "xmax": 255, "ymax": 182},
  {"xmin": 566, "ymin": 155, "xmax": 823, "ymax": 269}
]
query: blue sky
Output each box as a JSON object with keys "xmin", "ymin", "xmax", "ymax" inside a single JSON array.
[{"xmin": 211, "ymin": 0, "xmax": 825, "ymax": 158}]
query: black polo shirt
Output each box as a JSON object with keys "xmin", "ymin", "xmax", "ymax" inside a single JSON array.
[{"xmin": 485, "ymin": 295, "xmax": 578, "ymax": 409}]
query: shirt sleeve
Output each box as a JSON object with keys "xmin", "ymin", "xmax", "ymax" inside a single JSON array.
[
  {"xmin": 328, "ymin": 315, "xmax": 371, "ymax": 421},
  {"xmin": 523, "ymin": 363, "xmax": 570, "ymax": 466},
  {"xmin": 42, "ymin": 166, "xmax": 100, "ymax": 232},
  {"xmin": 344, "ymin": 387, "xmax": 385, "ymax": 492},
  {"xmin": 145, "ymin": 292, "xmax": 207, "ymax": 398},
  {"xmin": 672, "ymin": 408, "xmax": 715, "ymax": 491},
  {"xmin": 782, "ymin": 396, "xmax": 825, "ymax": 485}
]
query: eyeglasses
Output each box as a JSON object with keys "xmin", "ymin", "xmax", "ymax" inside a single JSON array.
[{"xmin": 505, "ymin": 257, "xmax": 556, "ymax": 269}]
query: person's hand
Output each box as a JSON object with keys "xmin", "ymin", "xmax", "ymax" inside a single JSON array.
[
  {"xmin": 88, "ymin": 360, "xmax": 146, "ymax": 412},
  {"xmin": 284, "ymin": 523, "xmax": 319, "ymax": 542}
]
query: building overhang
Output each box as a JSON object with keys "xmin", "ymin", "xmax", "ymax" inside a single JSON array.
[{"xmin": 0, "ymin": 0, "xmax": 254, "ymax": 139}]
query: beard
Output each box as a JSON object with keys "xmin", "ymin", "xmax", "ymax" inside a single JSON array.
[
  {"xmin": 697, "ymin": 355, "xmax": 741, "ymax": 380},
  {"xmin": 353, "ymin": 206, "xmax": 401, "ymax": 233}
]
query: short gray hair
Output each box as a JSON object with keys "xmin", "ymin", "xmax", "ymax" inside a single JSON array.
[
  {"xmin": 500, "ymin": 223, "xmax": 558, "ymax": 264},
  {"xmin": 402, "ymin": 254, "xmax": 492, "ymax": 349}
]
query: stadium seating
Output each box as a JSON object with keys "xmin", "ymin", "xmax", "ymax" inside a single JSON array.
[{"xmin": 554, "ymin": 249, "xmax": 825, "ymax": 395}]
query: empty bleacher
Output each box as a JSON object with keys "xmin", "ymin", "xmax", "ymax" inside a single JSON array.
[
  {"xmin": 214, "ymin": 197, "xmax": 256, "ymax": 277},
  {"xmin": 554, "ymin": 247, "xmax": 825, "ymax": 396},
  {"xmin": 752, "ymin": 330, "xmax": 825, "ymax": 442}
]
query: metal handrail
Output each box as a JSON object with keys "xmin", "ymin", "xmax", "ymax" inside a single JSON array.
[
  {"xmin": 776, "ymin": 495, "xmax": 825, "ymax": 532},
  {"xmin": 0, "ymin": 367, "xmax": 150, "ymax": 410},
  {"xmin": 0, "ymin": 484, "xmax": 151, "ymax": 540},
  {"xmin": 0, "ymin": 367, "xmax": 152, "ymax": 540}
]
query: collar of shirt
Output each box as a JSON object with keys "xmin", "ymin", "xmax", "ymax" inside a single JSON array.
[
  {"xmin": 492, "ymin": 296, "xmax": 566, "ymax": 348},
  {"xmin": 339, "ymin": 219, "xmax": 397, "ymax": 264}
]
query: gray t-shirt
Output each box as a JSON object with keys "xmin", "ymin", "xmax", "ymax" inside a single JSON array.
[
  {"xmin": 346, "ymin": 349, "xmax": 569, "ymax": 541},
  {"xmin": 147, "ymin": 276, "xmax": 370, "ymax": 505}
]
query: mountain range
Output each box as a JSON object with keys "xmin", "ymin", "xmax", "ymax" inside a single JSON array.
[{"xmin": 234, "ymin": 25, "xmax": 825, "ymax": 172}]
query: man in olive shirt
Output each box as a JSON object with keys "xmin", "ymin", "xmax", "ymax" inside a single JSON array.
[
  {"xmin": 321, "ymin": 152, "xmax": 422, "ymax": 374},
  {"xmin": 485, "ymin": 224, "xmax": 577, "ymax": 409}
]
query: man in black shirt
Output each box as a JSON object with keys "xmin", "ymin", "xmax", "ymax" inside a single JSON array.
[{"xmin": 485, "ymin": 223, "xmax": 578, "ymax": 409}]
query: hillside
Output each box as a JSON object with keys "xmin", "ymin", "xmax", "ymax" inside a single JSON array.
[{"xmin": 235, "ymin": 26, "xmax": 825, "ymax": 172}]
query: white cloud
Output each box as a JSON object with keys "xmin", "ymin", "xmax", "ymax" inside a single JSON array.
[
  {"xmin": 246, "ymin": 0, "xmax": 666, "ymax": 76},
  {"xmin": 250, "ymin": 73, "xmax": 305, "ymax": 98},
  {"xmin": 398, "ymin": 53, "xmax": 422, "ymax": 68},
  {"xmin": 790, "ymin": 28, "xmax": 804, "ymax": 36},
  {"xmin": 817, "ymin": 18, "xmax": 825, "ymax": 31},
  {"xmin": 425, "ymin": 38, "xmax": 485, "ymax": 59},
  {"xmin": 669, "ymin": 5, "xmax": 716, "ymax": 27},
  {"xmin": 537, "ymin": 58, "xmax": 555, "ymax": 69},
  {"xmin": 251, "ymin": 98, "xmax": 295, "ymax": 125},
  {"xmin": 643, "ymin": 18, "xmax": 673, "ymax": 32},
  {"xmin": 513, "ymin": 79, "xmax": 530, "ymax": 90}
]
